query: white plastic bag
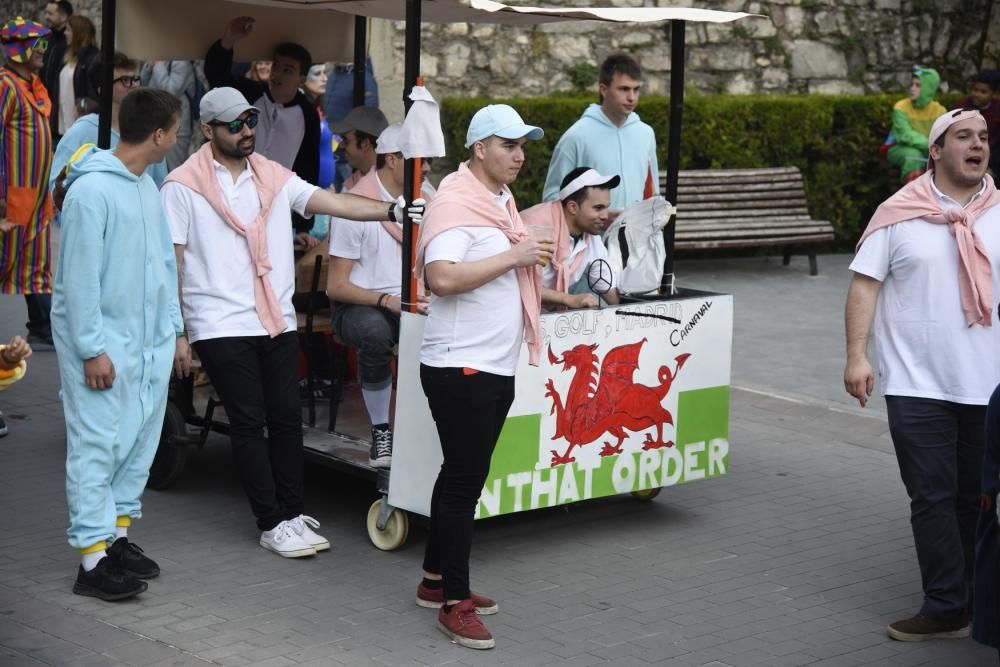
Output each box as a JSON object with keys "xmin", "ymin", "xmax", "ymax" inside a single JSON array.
[{"xmin": 602, "ymin": 196, "xmax": 675, "ymax": 295}]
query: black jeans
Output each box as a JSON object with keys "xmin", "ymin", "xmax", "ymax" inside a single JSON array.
[
  {"xmin": 886, "ymin": 395, "xmax": 986, "ymax": 617},
  {"xmin": 420, "ymin": 364, "xmax": 514, "ymax": 601},
  {"xmin": 25, "ymin": 293, "xmax": 51, "ymax": 337},
  {"xmin": 193, "ymin": 332, "xmax": 304, "ymax": 531}
]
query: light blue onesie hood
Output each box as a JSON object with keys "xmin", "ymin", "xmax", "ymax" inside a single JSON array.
[
  {"xmin": 62, "ymin": 144, "xmax": 137, "ymax": 189},
  {"xmin": 50, "ymin": 114, "xmax": 168, "ymax": 193}
]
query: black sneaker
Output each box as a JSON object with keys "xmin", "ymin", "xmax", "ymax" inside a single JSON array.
[
  {"xmin": 0, "ymin": 410, "xmax": 7, "ymax": 438},
  {"xmin": 73, "ymin": 557, "xmax": 147, "ymax": 601},
  {"xmin": 106, "ymin": 537, "xmax": 160, "ymax": 579},
  {"xmin": 369, "ymin": 424, "xmax": 393, "ymax": 469},
  {"xmin": 24, "ymin": 332, "xmax": 53, "ymax": 349},
  {"xmin": 887, "ymin": 613, "xmax": 969, "ymax": 641}
]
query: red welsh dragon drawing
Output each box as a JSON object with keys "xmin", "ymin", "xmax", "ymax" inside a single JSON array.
[{"xmin": 544, "ymin": 338, "xmax": 690, "ymax": 467}]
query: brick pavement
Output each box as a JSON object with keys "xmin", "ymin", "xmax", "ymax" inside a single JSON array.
[{"xmin": 0, "ymin": 255, "xmax": 996, "ymax": 666}]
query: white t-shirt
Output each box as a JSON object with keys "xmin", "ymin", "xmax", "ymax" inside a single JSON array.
[
  {"xmin": 850, "ymin": 181, "xmax": 1000, "ymax": 404},
  {"xmin": 421, "ymin": 223, "xmax": 523, "ymax": 376},
  {"xmin": 162, "ymin": 160, "xmax": 318, "ymax": 343},
  {"xmin": 541, "ymin": 232, "xmax": 615, "ymax": 291},
  {"xmin": 58, "ymin": 62, "xmax": 76, "ymax": 135},
  {"xmin": 328, "ymin": 173, "xmax": 403, "ymax": 296},
  {"xmin": 253, "ymin": 93, "xmax": 305, "ymax": 171}
]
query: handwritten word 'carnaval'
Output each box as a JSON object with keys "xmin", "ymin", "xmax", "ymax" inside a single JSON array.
[
  {"xmin": 670, "ymin": 300, "xmax": 713, "ymax": 347},
  {"xmin": 475, "ymin": 439, "xmax": 729, "ymax": 518}
]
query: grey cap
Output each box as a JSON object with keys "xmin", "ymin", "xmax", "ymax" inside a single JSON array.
[
  {"xmin": 199, "ymin": 87, "xmax": 258, "ymax": 124},
  {"xmin": 330, "ymin": 105, "xmax": 389, "ymax": 137}
]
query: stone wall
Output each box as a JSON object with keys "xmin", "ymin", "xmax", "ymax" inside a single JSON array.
[
  {"xmin": 372, "ymin": 0, "xmax": 996, "ymax": 102},
  {"xmin": 4, "ymin": 0, "xmax": 995, "ymax": 119}
]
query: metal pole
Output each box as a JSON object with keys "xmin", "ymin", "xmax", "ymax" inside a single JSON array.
[
  {"xmin": 97, "ymin": 0, "xmax": 116, "ymax": 149},
  {"xmin": 352, "ymin": 16, "xmax": 366, "ymax": 107},
  {"xmin": 661, "ymin": 19, "xmax": 686, "ymax": 295},
  {"xmin": 400, "ymin": 0, "xmax": 421, "ymax": 311}
]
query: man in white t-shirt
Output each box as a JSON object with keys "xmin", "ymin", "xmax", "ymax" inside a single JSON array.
[
  {"xmin": 330, "ymin": 105, "xmax": 389, "ymax": 192},
  {"xmin": 326, "ymin": 122, "xmax": 433, "ymax": 468},
  {"xmin": 522, "ymin": 166, "xmax": 622, "ymax": 310},
  {"xmin": 161, "ymin": 88, "xmax": 424, "ymax": 560},
  {"xmin": 844, "ymin": 109, "xmax": 999, "ymax": 642},
  {"xmin": 412, "ymin": 104, "xmax": 552, "ymax": 650}
]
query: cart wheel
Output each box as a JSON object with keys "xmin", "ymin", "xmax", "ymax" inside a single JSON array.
[
  {"xmin": 147, "ymin": 402, "xmax": 189, "ymax": 490},
  {"xmin": 631, "ymin": 487, "xmax": 662, "ymax": 501},
  {"xmin": 367, "ymin": 499, "xmax": 408, "ymax": 551}
]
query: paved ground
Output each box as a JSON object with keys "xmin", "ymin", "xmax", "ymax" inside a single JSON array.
[{"xmin": 1, "ymin": 253, "xmax": 997, "ymax": 666}]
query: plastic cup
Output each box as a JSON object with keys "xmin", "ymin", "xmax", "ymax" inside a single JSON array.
[{"xmin": 525, "ymin": 223, "xmax": 554, "ymax": 265}]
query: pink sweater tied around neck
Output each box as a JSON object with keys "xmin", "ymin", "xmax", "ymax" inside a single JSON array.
[
  {"xmin": 855, "ymin": 171, "xmax": 1000, "ymax": 327},
  {"xmin": 414, "ymin": 162, "xmax": 542, "ymax": 365},
  {"xmin": 165, "ymin": 143, "xmax": 295, "ymax": 337}
]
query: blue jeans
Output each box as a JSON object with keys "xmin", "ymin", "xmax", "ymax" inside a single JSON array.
[
  {"xmin": 322, "ymin": 57, "xmax": 379, "ymax": 125},
  {"xmin": 324, "ymin": 58, "xmax": 379, "ymax": 193},
  {"xmin": 886, "ymin": 395, "xmax": 985, "ymax": 617},
  {"xmin": 331, "ymin": 304, "xmax": 398, "ymax": 388}
]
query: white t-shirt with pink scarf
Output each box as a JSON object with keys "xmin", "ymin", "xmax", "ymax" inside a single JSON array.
[{"xmin": 416, "ymin": 163, "xmax": 542, "ymax": 376}]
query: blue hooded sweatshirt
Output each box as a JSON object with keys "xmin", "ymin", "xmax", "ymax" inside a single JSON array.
[
  {"xmin": 542, "ymin": 103, "xmax": 659, "ymax": 211},
  {"xmin": 51, "ymin": 147, "xmax": 182, "ymax": 550}
]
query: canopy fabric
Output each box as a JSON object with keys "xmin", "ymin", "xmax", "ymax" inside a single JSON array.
[
  {"xmin": 116, "ymin": 0, "xmax": 755, "ymax": 60},
  {"xmin": 320, "ymin": 0, "xmax": 755, "ymax": 25}
]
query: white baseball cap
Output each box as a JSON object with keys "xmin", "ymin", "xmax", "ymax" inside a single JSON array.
[
  {"xmin": 465, "ymin": 104, "xmax": 543, "ymax": 148},
  {"xmin": 375, "ymin": 122, "xmax": 404, "ymax": 154}
]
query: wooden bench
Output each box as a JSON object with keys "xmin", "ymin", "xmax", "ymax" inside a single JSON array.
[{"xmin": 664, "ymin": 167, "xmax": 835, "ymax": 276}]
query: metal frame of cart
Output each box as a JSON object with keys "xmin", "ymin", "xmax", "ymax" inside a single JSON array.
[{"xmin": 97, "ymin": 0, "xmax": 751, "ymax": 550}]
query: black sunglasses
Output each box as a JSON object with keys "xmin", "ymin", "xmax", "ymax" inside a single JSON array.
[{"xmin": 210, "ymin": 113, "xmax": 259, "ymax": 134}]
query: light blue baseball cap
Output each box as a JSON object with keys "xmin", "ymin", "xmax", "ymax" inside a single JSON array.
[{"xmin": 465, "ymin": 104, "xmax": 544, "ymax": 148}]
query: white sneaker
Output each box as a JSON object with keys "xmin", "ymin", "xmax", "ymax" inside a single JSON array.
[
  {"xmin": 289, "ymin": 514, "xmax": 330, "ymax": 552},
  {"xmin": 259, "ymin": 520, "xmax": 316, "ymax": 558}
]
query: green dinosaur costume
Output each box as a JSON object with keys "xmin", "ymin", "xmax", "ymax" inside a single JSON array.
[{"xmin": 887, "ymin": 67, "xmax": 947, "ymax": 181}]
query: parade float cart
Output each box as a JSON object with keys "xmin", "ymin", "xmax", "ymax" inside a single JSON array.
[{"xmin": 100, "ymin": 0, "xmax": 750, "ymax": 549}]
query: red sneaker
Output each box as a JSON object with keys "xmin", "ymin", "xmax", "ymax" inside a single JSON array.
[
  {"xmin": 438, "ymin": 599, "xmax": 495, "ymax": 649},
  {"xmin": 416, "ymin": 582, "xmax": 498, "ymax": 614}
]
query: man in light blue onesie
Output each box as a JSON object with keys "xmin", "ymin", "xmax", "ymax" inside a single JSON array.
[
  {"xmin": 52, "ymin": 88, "xmax": 188, "ymax": 601},
  {"xmin": 542, "ymin": 53, "xmax": 658, "ymax": 214}
]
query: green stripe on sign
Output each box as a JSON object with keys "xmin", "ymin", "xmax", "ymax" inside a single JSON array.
[{"xmin": 476, "ymin": 386, "xmax": 730, "ymax": 518}]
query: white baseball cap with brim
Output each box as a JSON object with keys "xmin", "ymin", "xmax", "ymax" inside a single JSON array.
[
  {"xmin": 375, "ymin": 122, "xmax": 404, "ymax": 154},
  {"xmin": 465, "ymin": 104, "xmax": 543, "ymax": 148},
  {"xmin": 199, "ymin": 87, "xmax": 258, "ymax": 124},
  {"xmin": 558, "ymin": 169, "xmax": 621, "ymax": 201},
  {"xmin": 926, "ymin": 108, "xmax": 987, "ymax": 169}
]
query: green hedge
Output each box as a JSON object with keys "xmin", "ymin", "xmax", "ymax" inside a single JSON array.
[{"xmin": 440, "ymin": 93, "xmax": 961, "ymax": 249}]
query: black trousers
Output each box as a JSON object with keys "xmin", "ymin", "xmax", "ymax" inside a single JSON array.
[
  {"xmin": 25, "ymin": 293, "xmax": 51, "ymax": 337},
  {"xmin": 886, "ymin": 395, "xmax": 986, "ymax": 617},
  {"xmin": 194, "ymin": 332, "xmax": 304, "ymax": 531},
  {"xmin": 420, "ymin": 364, "xmax": 514, "ymax": 602}
]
